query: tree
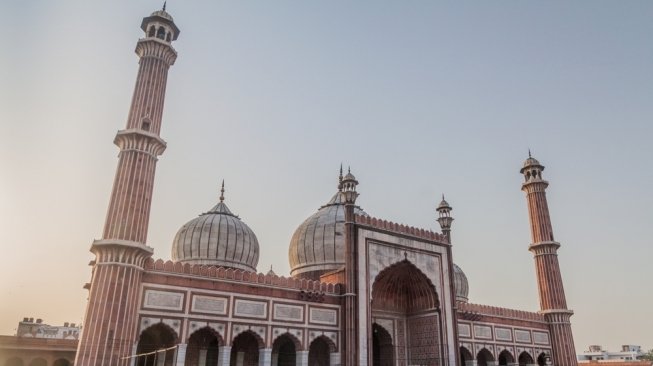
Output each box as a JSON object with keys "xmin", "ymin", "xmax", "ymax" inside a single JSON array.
[{"xmin": 641, "ymin": 349, "xmax": 653, "ymax": 361}]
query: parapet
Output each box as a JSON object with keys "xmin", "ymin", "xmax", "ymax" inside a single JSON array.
[
  {"xmin": 144, "ymin": 258, "xmax": 342, "ymax": 295},
  {"xmin": 355, "ymin": 214, "xmax": 448, "ymax": 243}
]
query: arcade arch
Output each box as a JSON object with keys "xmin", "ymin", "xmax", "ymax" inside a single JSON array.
[
  {"xmin": 185, "ymin": 326, "xmax": 223, "ymax": 366},
  {"xmin": 371, "ymin": 259, "xmax": 440, "ymax": 365},
  {"xmin": 135, "ymin": 322, "xmax": 178, "ymax": 366}
]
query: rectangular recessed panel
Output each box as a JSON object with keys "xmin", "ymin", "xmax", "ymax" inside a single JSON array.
[
  {"xmin": 495, "ymin": 327, "xmax": 512, "ymax": 341},
  {"xmin": 143, "ymin": 290, "xmax": 184, "ymax": 311},
  {"xmin": 473, "ymin": 325, "xmax": 492, "ymax": 339},
  {"xmin": 234, "ymin": 299, "xmax": 267, "ymax": 319},
  {"xmin": 515, "ymin": 329, "xmax": 532, "ymax": 343},
  {"xmin": 191, "ymin": 295, "xmax": 228, "ymax": 315},
  {"xmin": 273, "ymin": 303, "xmax": 304, "ymax": 322},
  {"xmin": 458, "ymin": 323, "xmax": 471, "ymax": 338},
  {"xmin": 533, "ymin": 331, "xmax": 550, "ymax": 345},
  {"xmin": 309, "ymin": 307, "xmax": 338, "ymax": 325}
]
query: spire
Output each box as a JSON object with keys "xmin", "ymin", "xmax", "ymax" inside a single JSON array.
[
  {"xmin": 162, "ymin": 1, "xmax": 167, "ymax": 11},
  {"xmin": 219, "ymin": 180, "xmax": 225, "ymax": 202},
  {"xmin": 338, "ymin": 164, "xmax": 344, "ymax": 191},
  {"xmin": 528, "ymin": 148, "xmax": 532, "ymax": 158}
]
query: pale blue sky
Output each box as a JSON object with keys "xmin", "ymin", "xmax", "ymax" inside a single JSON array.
[{"xmin": 1, "ymin": 0, "xmax": 652, "ymax": 353}]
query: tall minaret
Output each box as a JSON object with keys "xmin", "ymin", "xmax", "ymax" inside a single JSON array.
[
  {"xmin": 520, "ymin": 154, "xmax": 577, "ymax": 366},
  {"xmin": 76, "ymin": 7, "xmax": 179, "ymax": 366},
  {"xmin": 341, "ymin": 168, "xmax": 359, "ymax": 366}
]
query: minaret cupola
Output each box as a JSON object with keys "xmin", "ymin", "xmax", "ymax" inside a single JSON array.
[
  {"xmin": 141, "ymin": 3, "xmax": 180, "ymax": 43},
  {"xmin": 436, "ymin": 195, "xmax": 454, "ymax": 241},
  {"xmin": 520, "ymin": 150, "xmax": 546, "ymax": 185}
]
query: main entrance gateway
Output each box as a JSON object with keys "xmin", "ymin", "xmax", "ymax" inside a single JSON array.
[{"xmin": 371, "ymin": 260, "xmax": 442, "ymax": 365}]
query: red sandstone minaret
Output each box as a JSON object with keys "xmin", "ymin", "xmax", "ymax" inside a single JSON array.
[
  {"xmin": 75, "ymin": 7, "xmax": 179, "ymax": 366},
  {"xmin": 521, "ymin": 154, "xmax": 577, "ymax": 366},
  {"xmin": 341, "ymin": 168, "xmax": 359, "ymax": 366}
]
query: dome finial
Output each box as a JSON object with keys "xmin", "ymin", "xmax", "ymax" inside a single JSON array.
[
  {"xmin": 220, "ymin": 180, "xmax": 225, "ymax": 202},
  {"xmin": 528, "ymin": 148, "xmax": 532, "ymax": 158},
  {"xmin": 162, "ymin": 1, "xmax": 167, "ymax": 11},
  {"xmin": 338, "ymin": 163, "xmax": 344, "ymax": 191}
]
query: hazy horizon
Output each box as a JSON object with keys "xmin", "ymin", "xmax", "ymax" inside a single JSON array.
[{"xmin": 1, "ymin": 0, "xmax": 652, "ymax": 353}]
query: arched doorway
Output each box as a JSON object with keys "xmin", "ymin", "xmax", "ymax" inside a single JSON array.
[
  {"xmin": 28, "ymin": 360, "xmax": 46, "ymax": 366},
  {"xmin": 308, "ymin": 336, "xmax": 334, "ymax": 366},
  {"xmin": 518, "ymin": 351, "xmax": 535, "ymax": 366},
  {"xmin": 536, "ymin": 353, "xmax": 547, "ymax": 366},
  {"xmin": 371, "ymin": 260, "xmax": 440, "ymax": 365},
  {"xmin": 185, "ymin": 327, "xmax": 222, "ymax": 366},
  {"xmin": 230, "ymin": 331, "xmax": 262, "ymax": 366},
  {"xmin": 5, "ymin": 358, "xmax": 24, "ymax": 366},
  {"xmin": 272, "ymin": 334, "xmax": 299, "ymax": 366},
  {"xmin": 136, "ymin": 322, "xmax": 178, "ymax": 366},
  {"xmin": 477, "ymin": 348, "xmax": 495, "ymax": 366},
  {"xmin": 372, "ymin": 323, "xmax": 393, "ymax": 366},
  {"xmin": 498, "ymin": 350, "xmax": 515, "ymax": 365},
  {"xmin": 460, "ymin": 346, "xmax": 473, "ymax": 365}
]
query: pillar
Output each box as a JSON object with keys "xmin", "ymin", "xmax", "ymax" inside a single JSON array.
[
  {"xmin": 174, "ymin": 343, "xmax": 187, "ymax": 366},
  {"xmin": 259, "ymin": 348, "xmax": 272, "ymax": 366},
  {"xmin": 296, "ymin": 350, "xmax": 309, "ymax": 366},
  {"xmin": 217, "ymin": 346, "xmax": 231, "ymax": 366}
]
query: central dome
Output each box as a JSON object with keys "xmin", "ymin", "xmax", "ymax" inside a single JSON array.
[
  {"xmin": 172, "ymin": 184, "xmax": 259, "ymax": 272},
  {"xmin": 289, "ymin": 174, "xmax": 368, "ymax": 280}
]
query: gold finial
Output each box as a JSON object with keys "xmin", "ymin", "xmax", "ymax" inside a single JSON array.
[{"xmin": 220, "ymin": 180, "xmax": 225, "ymax": 202}]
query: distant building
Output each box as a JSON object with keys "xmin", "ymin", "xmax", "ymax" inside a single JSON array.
[
  {"xmin": 16, "ymin": 318, "xmax": 80, "ymax": 340},
  {"xmin": 0, "ymin": 319, "xmax": 77, "ymax": 366},
  {"xmin": 578, "ymin": 345, "xmax": 650, "ymax": 365}
]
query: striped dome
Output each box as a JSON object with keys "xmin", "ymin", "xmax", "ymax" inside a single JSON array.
[
  {"xmin": 289, "ymin": 191, "xmax": 368, "ymax": 280},
  {"xmin": 453, "ymin": 263, "xmax": 469, "ymax": 303},
  {"xmin": 171, "ymin": 192, "xmax": 259, "ymax": 272}
]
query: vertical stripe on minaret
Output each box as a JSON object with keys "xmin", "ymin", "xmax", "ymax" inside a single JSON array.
[
  {"xmin": 75, "ymin": 9, "xmax": 180, "ymax": 366},
  {"xmin": 520, "ymin": 156, "xmax": 578, "ymax": 366}
]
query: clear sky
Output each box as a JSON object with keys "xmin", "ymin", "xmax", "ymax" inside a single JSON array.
[{"xmin": 1, "ymin": 0, "xmax": 651, "ymax": 353}]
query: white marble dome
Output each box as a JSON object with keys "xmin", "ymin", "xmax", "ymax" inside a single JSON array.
[
  {"xmin": 172, "ymin": 189, "xmax": 259, "ymax": 272},
  {"xmin": 289, "ymin": 188, "xmax": 368, "ymax": 280},
  {"xmin": 453, "ymin": 263, "xmax": 469, "ymax": 303}
]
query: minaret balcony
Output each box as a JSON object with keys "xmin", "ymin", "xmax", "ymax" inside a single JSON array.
[{"xmin": 113, "ymin": 128, "xmax": 167, "ymax": 157}]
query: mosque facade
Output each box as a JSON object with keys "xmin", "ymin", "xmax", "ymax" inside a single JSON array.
[{"xmin": 73, "ymin": 8, "xmax": 577, "ymax": 366}]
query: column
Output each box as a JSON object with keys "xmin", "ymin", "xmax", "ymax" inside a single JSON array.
[
  {"xmin": 329, "ymin": 352, "xmax": 341, "ymax": 366},
  {"xmin": 296, "ymin": 350, "xmax": 309, "ymax": 366},
  {"xmin": 217, "ymin": 346, "xmax": 231, "ymax": 366},
  {"xmin": 258, "ymin": 348, "xmax": 272, "ymax": 366},
  {"xmin": 174, "ymin": 343, "xmax": 187, "ymax": 366}
]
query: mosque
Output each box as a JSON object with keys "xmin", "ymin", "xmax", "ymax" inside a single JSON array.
[{"xmin": 73, "ymin": 7, "xmax": 578, "ymax": 366}]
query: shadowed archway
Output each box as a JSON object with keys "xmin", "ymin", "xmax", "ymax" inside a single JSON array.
[
  {"xmin": 272, "ymin": 333, "xmax": 301, "ymax": 366},
  {"xmin": 371, "ymin": 259, "xmax": 441, "ymax": 365},
  {"xmin": 185, "ymin": 326, "xmax": 223, "ymax": 366},
  {"xmin": 230, "ymin": 331, "xmax": 263, "ymax": 366},
  {"xmin": 372, "ymin": 323, "xmax": 393, "ymax": 366},
  {"xmin": 477, "ymin": 348, "xmax": 495, "ymax": 366},
  {"xmin": 460, "ymin": 346, "xmax": 473, "ymax": 365},
  {"xmin": 308, "ymin": 336, "xmax": 335, "ymax": 366},
  {"xmin": 519, "ymin": 351, "xmax": 535, "ymax": 366},
  {"xmin": 136, "ymin": 322, "xmax": 178, "ymax": 366},
  {"xmin": 498, "ymin": 350, "xmax": 515, "ymax": 365}
]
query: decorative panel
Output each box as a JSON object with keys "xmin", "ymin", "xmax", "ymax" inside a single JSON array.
[
  {"xmin": 273, "ymin": 303, "xmax": 304, "ymax": 322},
  {"xmin": 458, "ymin": 323, "xmax": 471, "ymax": 338},
  {"xmin": 191, "ymin": 295, "xmax": 228, "ymax": 315},
  {"xmin": 533, "ymin": 331, "xmax": 550, "ymax": 345},
  {"xmin": 473, "ymin": 325, "xmax": 492, "ymax": 339},
  {"xmin": 233, "ymin": 299, "xmax": 267, "ymax": 319},
  {"xmin": 515, "ymin": 329, "xmax": 532, "ymax": 343},
  {"xmin": 309, "ymin": 307, "xmax": 338, "ymax": 325},
  {"xmin": 495, "ymin": 327, "xmax": 513, "ymax": 341},
  {"xmin": 143, "ymin": 290, "xmax": 184, "ymax": 311}
]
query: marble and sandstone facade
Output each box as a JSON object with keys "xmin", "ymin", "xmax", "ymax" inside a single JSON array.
[{"xmin": 70, "ymin": 7, "xmax": 578, "ymax": 366}]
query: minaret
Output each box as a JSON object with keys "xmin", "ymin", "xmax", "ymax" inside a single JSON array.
[
  {"xmin": 76, "ymin": 7, "xmax": 180, "ymax": 366},
  {"xmin": 520, "ymin": 154, "xmax": 577, "ymax": 366},
  {"xmin": 341, "ymin": 168, "xmax": 359, "ymax": 366},
  {"xmin": 436, "ymin": 195, "xmax": 454, "ymax": 242}
]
